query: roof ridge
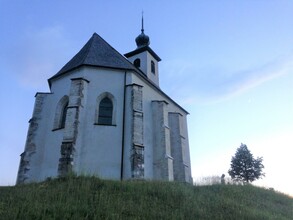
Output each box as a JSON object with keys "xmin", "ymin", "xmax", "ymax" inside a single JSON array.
[
  {"xmin": 79, "ymin": 33, "xmax": 96, "ymax": 65},
  {"xmin": 93, "ymin": 33, "xmax": 137, "ymax": 67}
]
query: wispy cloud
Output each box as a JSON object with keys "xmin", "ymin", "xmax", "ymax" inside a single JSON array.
[
  {"xmin": 161, "ymin": 54, "xmax": 293, "ymax": 105},
  {"xmin": 3, "ymin": 26, "xmax": 75, "ymax": 90}
]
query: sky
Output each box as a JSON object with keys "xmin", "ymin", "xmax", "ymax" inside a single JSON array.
[{"xmin": 0, "ymin": 1, "xmax": 292, "ymax": 196}]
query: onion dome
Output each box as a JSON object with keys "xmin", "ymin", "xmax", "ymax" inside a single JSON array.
[{"xmin": 135, "ymin": 15, "xmax": 150, "ymax": 48}]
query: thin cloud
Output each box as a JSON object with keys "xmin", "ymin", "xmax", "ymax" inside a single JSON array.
[
  {"xmin": 161, "ymin": 54, "xmax": 293, "ymax": 105},
  {"xmin": 220, "ymin": 55, "xmax": 293, "ymax": 99}
]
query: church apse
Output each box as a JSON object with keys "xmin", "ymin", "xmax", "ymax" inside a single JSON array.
[{"xmin": 16, "ymin": 27, "xmax": 192, "ymax": 184}]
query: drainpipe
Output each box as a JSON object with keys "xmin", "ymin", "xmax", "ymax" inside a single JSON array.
[{"xmin": 120, "ymin": 71, "xmax": 127, "ymax": 180}]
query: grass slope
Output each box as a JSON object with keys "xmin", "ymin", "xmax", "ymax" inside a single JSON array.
[{"xmin": 0, "ymin": 176, "xmax": 292, "ymax": 220}]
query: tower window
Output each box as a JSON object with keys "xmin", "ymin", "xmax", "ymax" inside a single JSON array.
[
  {"xmin": 98, "ymin": 97, "xmax": 113, "ymax": 125},
  {"xmin": 151, "ymin": 61, "xmax": 155, "ymax": 74},
  {"xmin": 134, "ymin": 58, "xmax": 141, "ymax": 68}
]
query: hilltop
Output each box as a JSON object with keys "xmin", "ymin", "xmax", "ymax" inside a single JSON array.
[{"xmin": 0, "ymin": 176, "xmax": 292, "ymax": 219}]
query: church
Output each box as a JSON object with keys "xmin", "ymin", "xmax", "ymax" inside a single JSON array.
[{"xmin": 17, "ymin": 21, "xmax": 193, "ymax": 184}]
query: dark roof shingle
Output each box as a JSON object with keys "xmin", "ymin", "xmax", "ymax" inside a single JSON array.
[
  {"xmin": 48, "ymin": 32, "xmax": 188, "ymax": 114},
  {"xmin": 49, "ymin": 33, "xmax": 135, "ymax": 80}
]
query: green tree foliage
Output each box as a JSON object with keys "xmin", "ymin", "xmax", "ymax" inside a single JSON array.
[{"xmin": 228, "ymin": 143, "xmax": 265, "ymax": 183}]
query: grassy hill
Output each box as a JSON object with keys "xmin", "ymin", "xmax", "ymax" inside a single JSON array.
[{"xmin": 0, "ymin": 176, "xmax": 292, "ymax": 220}]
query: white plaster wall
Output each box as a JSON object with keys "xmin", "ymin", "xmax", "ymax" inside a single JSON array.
[
  {"xmin": 127, "ymin": 51, "xmax": 159, "ymax": 86},
  {"xmin": 129, "ymin": 73, "xmax": 191, "ymax": 181},
  {"xmin": 146, "ymin": 52, "xmax": 159, "ymax": 86},
  {"xmin": 74, "ymin": 67, "xmax": 126, "ymax": 180},
  {"xmin": 127, "ymin": 52, "xmax": 148, "ymax": 76},
  {"xmin": 121, "ymin": 82, "xmax": 134, "ymax": 180},
  {"xmin": 181, "ymin": 113, "xmax": 193, "ymax": 182},
  {"xmin": 25, "ymin": 93, "xmax": 54, "ymax": 182},
  {"xmin": 24, "ymin": 67, "xmax": 133, "ymax": 182},
  {"xmin": 22, "ymin": 64, "xmax": 191, "ymax": 183},
  {"xmin": 34, "ymin": 69, "xmax": 83, "ymax": 181}
]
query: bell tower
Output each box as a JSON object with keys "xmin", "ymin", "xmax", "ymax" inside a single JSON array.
[{"xmin": 125, "ymin": 15, "xmax": 161, "ymax": 87}]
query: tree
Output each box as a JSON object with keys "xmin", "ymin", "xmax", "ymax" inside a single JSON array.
[{"xmin": 228, "ymin": 143, "xmax": 265, "ymax": 183}]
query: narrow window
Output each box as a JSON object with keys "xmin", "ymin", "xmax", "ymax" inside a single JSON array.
[
  {"xmin": 60, "ymin": 102, "xmax": 68, "ymax": 128},
  {"xmin": 98, "ymin": 97, "xmax": 113, "ymax": 125},
  {"xmin": 134, "ymin": 58, "xmax": 141, "ymax": 68},
  {"xmin": 53, "ymin": 96, "xmax": 69, "ymax": 130},
  {"xmin": 151, "ymin": 60, "xmax": 155, "ymax": 74}
]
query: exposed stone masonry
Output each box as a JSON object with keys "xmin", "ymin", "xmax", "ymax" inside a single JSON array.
[
  {"xmin": 169, "ymin": 112, "xmax": 189, "ymax": 182},
  {"xmin": 130, "ymin": 84, "xmax": 144, "ymax": 178},
  {"xmin": 17, "ymin": 93, "xmax": 50, "ymax": 184},
  {"xmin": 152, "ymin": 101, "xmax": 174, "ymax": 181},
  {"xmin": 58, "ymin": 78, "xmax": 89, "ymax": 176},
  {"xmin": 58, "ymin": 141, "xmax": 75, "ymax": 176}
]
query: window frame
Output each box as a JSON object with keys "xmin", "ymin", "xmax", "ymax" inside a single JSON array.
[
  {"xmin": 53, "ymin": 95, "xmax": 69, "ymax": 130},
  {"xmin": 97, "ymin": 97, "xmax": 113, "ymax": 125},
  {"xmin": 95, "ymin": 92, "xmax": 116, "ymax": 126},
  {"xmin": 151, "ymin": 60, "xmax": 155, "ymax": 74},
  {"xmin": 134, "ymin": 58, "xmax": 141, "ymax": 68}
]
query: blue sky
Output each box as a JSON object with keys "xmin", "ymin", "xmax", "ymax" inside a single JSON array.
[{"xmin": 0, "ymin": 1, "xmax": 292, "ymax": 195}]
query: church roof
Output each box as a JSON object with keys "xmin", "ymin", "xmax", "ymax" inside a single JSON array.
[
  {"xmin": 124, "ymin": 16, "xmax": 161, "ymax": 61},
  {"xmin": 48, "ymin": 32, "xmax": 188, "ymax": 114},
  {"xmin": 124, "ymin": 45, "xmax": 161, "ymax": 61},
  {"xmin": 49, "ymin": 33, "xmax": 136, "ymax": 80}
]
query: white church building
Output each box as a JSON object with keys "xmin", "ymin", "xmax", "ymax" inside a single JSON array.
[{"xmin": 17, "ymin": 22, "xmax": 193, "ymax": 184}]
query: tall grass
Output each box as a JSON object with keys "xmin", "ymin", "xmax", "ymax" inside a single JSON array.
[{"xmin": 0, "ymin": 176, "xmax": 292, "ymax": 219}]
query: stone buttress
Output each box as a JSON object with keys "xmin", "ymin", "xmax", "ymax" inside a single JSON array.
[
  {"xmin": 169, "ymin": 112, "xmax": 191, "ymax": 182},
  {"xmin": 129, "ymin": 84, "xmax": 144, "ymax": 179},
  {"xmin": 17, "ymin": 93, "xmax": 51, "ymax": 184},
  {"xmin": 152, "ymin": 101, "xmax": 174, "ymax": 181},
  {"xmin": 58, "ymin": 78, "xmax": 89, "ymax": 176}
]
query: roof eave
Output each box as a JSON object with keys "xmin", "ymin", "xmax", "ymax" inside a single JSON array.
[
  {"xmin": 124, "ymin": 46, "xmax": 161, "ymax": 61},
  {"xmin": 48, "ymin": 64, "xmax": 135, "ymax": 86}
]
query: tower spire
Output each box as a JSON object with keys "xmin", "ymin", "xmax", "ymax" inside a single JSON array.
[
  {"xmin": 141, "ymin": 11, "xmax": 144, "ymax": 33},
  {"xmin": 135, "ymin": 12, "xmax": 150, "ymax": 48}
]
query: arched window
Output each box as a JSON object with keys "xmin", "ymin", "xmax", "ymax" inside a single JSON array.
[
  {"xmin": 98, "ymin": 97, "xmax": 113, "ymax": 125},
  {"xmin": 53, "ymin": 96, "xmax": 69, "ymax": 130},
  {"xmin": 60, "ymin": 102, "xmax": 68, "ymax": 128},
  {"xmin": 95, "ymin": 92, "xmax": 116, "ymax": 126},
  {"xmin": 134, "ymin": 58, "xmax": 141, "ymax": 68},
  {"xmin": 151, "ymin": 60, "xmax": 155, "ymax": 74}
]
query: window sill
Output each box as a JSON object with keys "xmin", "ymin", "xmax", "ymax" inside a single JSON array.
[
  {"xmin": 52, "ymin": 127, "xmax": 64, "ymax": 131},
  {"xmin": 94, "ymin": 123, "xmax": 117, "ymax": 127}
]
